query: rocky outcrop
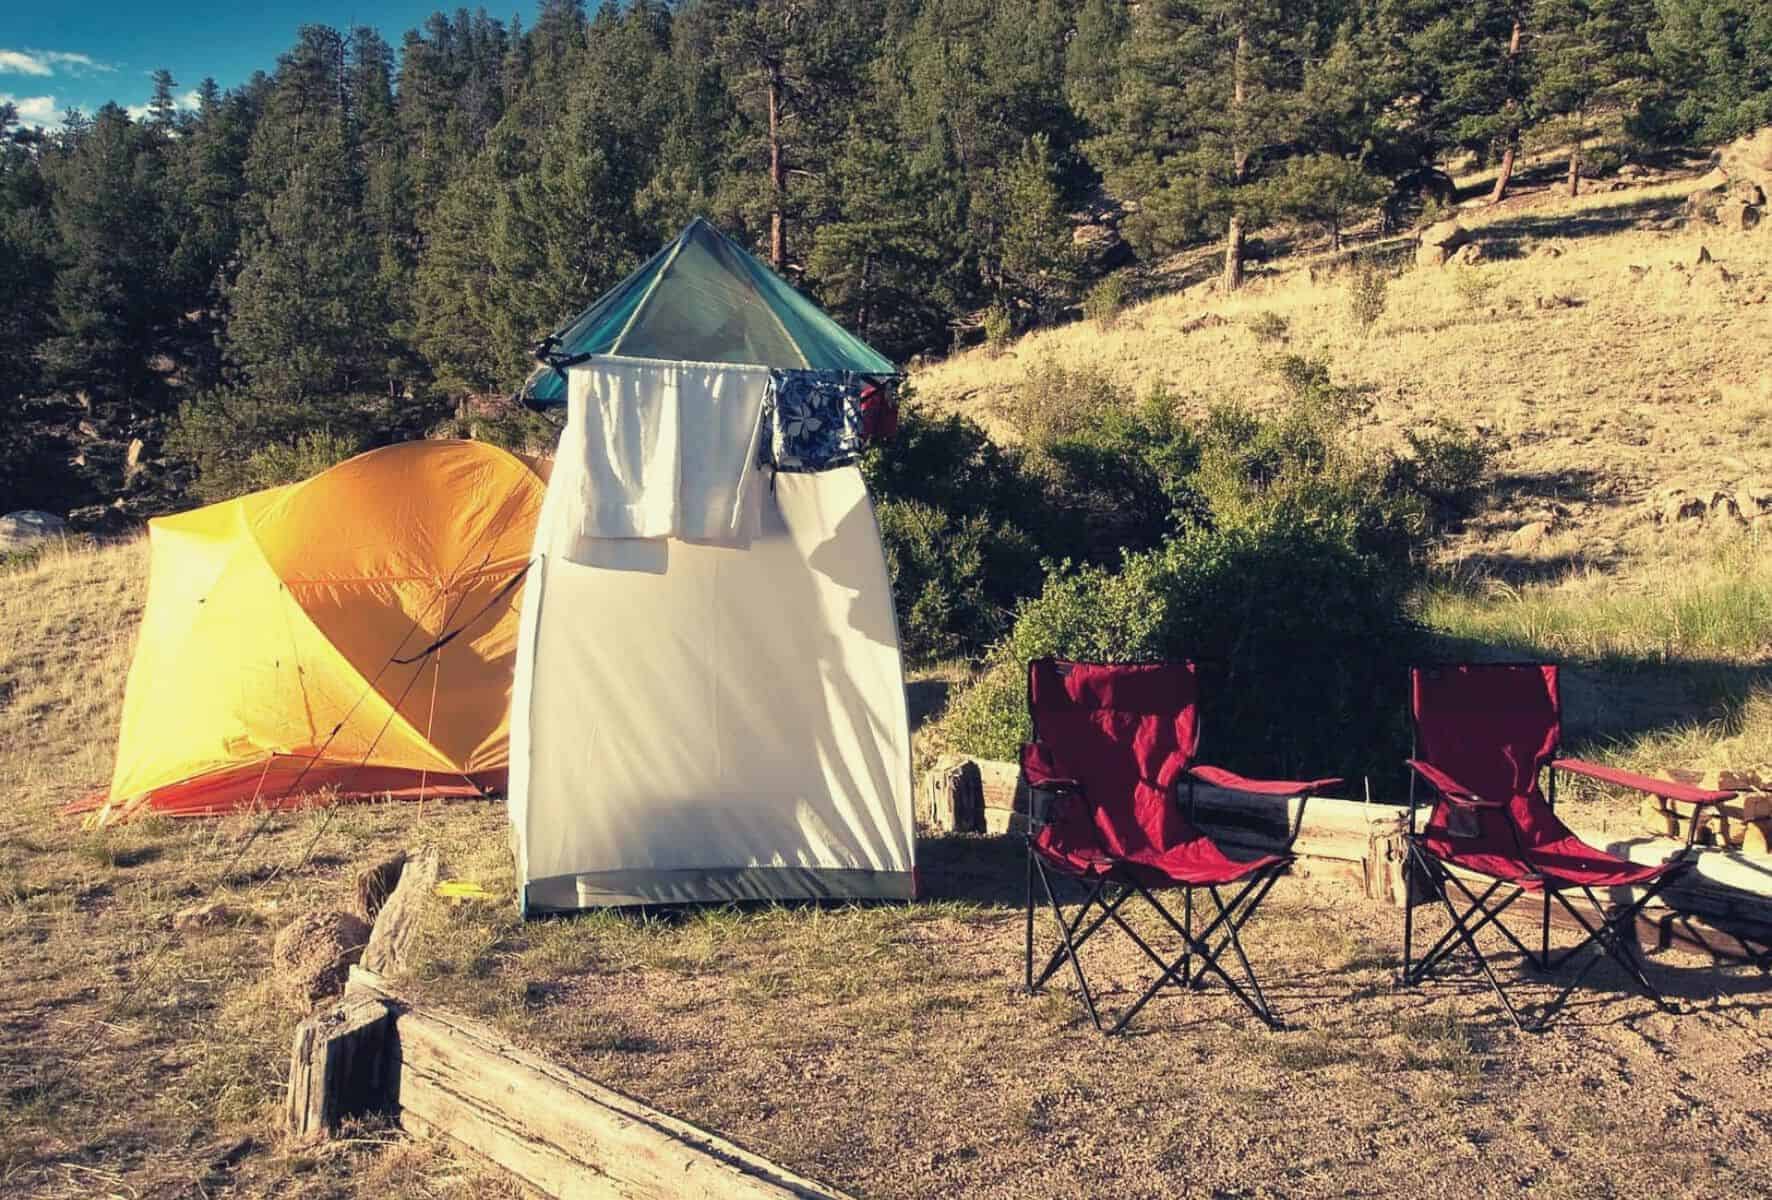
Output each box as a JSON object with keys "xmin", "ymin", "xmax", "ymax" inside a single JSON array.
[{"xmin": 1415, "ymin": 219, "xmax": 1471, "ymax": 268}]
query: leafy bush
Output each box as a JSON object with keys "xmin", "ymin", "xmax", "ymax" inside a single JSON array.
[
  {"xmin": 1347, "ymin": 262, "xmax": 1390, "ymax": 331},
  {"xmin": 1392, "ymin": 420, "xmax": 1492, "ymax": 531},
  {"xmin": 1083, "ymin": 274, "xmax": 1129, "ymax": 329},
  {"xmin": 1450, "ymin": 268, "xmax": 1499, "ymax": 309},
  {"xmin": 1247, "ymin": 311, "xmax": 1289, "ymax": 343},
  {"xmin": 1001, "ymin": 360, "xmax": 1130, "ymax": 451},
  {"xmin": 942, "ymin": 512, "xmax": 1418, "ymax": 779},
  {"xmin": 937, "ymin": 355, "xmax": 1485, "ymax": 780},
  {"xmin": 241, "ymin": 429, "xmax": 366, "ymax": 491},
  {"xmin": 168, "ymin": 385, "xmax": 436, "ymax": 501},
  {"xmin": 982, "ymin": 304, "xmax": 1014, "ymax": 356},
  {"xmin": 875, "ymin": 499, "xmax": 1041, "ymax": 661},
  {"xmin": 862, "ymin": 404, "xmax": 1048, "ymax": 664}
]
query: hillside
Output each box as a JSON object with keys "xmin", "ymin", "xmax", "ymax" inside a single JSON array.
[{"xmin": 915, "ymin": 171, "xmax": 1772, "ymax": 774}]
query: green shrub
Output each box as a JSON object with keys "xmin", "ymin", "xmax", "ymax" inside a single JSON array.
[
  {"xmin": 942, "ymin": 513, "xmax": 1419, "ymax": 779},
  {"xmin": 862, "ymin": 404, "xmax": 1049, "ymax": 664},
  {"xmin": 934, "ymin": 355, "xmax": 1484, "ymax": 780},
  {"xmin": 168, "ymin": 385, "xmax": 423, "ymax": 501},
  {"xmin": 1450, "ymin": 268, "xmax": 1499, "ymax": 309},
  {"xmin": 1347, "ymin": 262, "xmax": 1390, "ymax": 331},
  {"xmin": 1001, "ymin": 360, "xmax": 1129, "ymax": 451},
  {"xmin": 241, "ymin": 429, "xmax": 367, "ymax": 491},
  {"xmin": 1247, "ymin": 311, "xmax": 1289, "ymax": 343},
  {"xmin": 875, "ymin": 499, "xmax": 1041, "ymax": 662},
  {"xmin": 1083, "ymin": 274, "xmax": 1129, "ymax": 329},
  {"xmin": 982, "ymin": 304, "xmax": 1014, "ymax": 355},
  {"xmin": 1393, "ymin": 420, "xmax": 1492, "ymax": 531}
]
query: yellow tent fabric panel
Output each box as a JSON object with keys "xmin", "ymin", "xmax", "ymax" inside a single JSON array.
[{"xmin": 97, "ymin": 440, "xmax": 545, "ymax": 824}]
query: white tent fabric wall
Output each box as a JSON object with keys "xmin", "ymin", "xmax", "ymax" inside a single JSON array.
[{"xmin": 508, "ymin": 360, "xmax": 916, "ymax": 911}]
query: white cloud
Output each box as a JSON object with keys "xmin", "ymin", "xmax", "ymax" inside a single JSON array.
[
  {"xmin": 0, "ymin": 49, "xmax": 115, "ymax": 78},
  {"xmin": 124, "ymin": 88, "xmax": 202, "ymax": 123},
  {"xmin": 1, "ymin": 93, "xmax": 61, "ymax": 127}
]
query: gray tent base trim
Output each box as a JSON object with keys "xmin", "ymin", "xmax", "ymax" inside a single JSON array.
[{"xmin": 525, "ymin": 866, "xmax": 916, "ymax": 912}]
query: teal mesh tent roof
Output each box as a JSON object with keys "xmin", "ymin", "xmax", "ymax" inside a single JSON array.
[{"xmin": 523, "ymin": 217, "xmax": 897, "ymax": 405}]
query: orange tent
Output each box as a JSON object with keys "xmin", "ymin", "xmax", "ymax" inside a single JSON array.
[{"xmin": 90, "ymin": 439, "xmax": 546, "ymax": 825}]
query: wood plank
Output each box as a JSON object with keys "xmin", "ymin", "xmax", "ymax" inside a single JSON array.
[
  {"xmin": 362, "ymin": 847, "xmax": 438, "ymax": 977},
  {"xmin": 349, "ymin": 967, "xmax": 854, "ymax": 1200},
  {"xmin": 284, "ymin": 993, "xmax": 395, "ymax": 1141}
]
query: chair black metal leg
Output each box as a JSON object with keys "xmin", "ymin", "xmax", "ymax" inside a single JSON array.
[
  {"xmin": 1031, "ymin": 880, "xmax": 1134, "ymax": 993},
  {"xmin": 1540, "ymin": 891, "xmax": 1552, "ymax": 970},
  {"xmin": 1136, "ymin": 870, "xmax": 1286, "ymax": 1028},
  {"xmin": 1419, "ymin": 857, "xmax": 1536, "ymax": 1031},
  {"xmin": 1034, "ymin": 859, "xmax": 1103, "ymax": 1031},
  {"xmin": 1024, "ymin": 849, "xmax": 1035, "ymax": 992}
]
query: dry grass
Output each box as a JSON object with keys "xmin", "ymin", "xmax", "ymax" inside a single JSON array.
[
  {"xmin": 0, "ymin": 540, "xmax": 515, "ymax": 1198},
  {"xmin": 916, "ymin": 178, "xmax": 1772, "ymax": 577},
  {"xmin": 400, "ymin": 836, "xmax": 1772, "ymax": 1200},
  {"xmin": 6, "ymin": 174, "xmax": 1772, "ymax": 1198}
]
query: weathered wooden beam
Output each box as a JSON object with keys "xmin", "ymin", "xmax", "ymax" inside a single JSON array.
[
  {"xmin": 361, "ymin": 847, "xmax": 439, "ymax": 977},
  {"xmin": 284, "ymin": 993, "xmax": 396, "ymax": 1141},
  {"xmin": 348, "ymin": 967, "xmax": 854, "ymax": 1200}
]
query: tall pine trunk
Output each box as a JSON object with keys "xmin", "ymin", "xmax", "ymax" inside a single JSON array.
[
  {"xmin": 1488, "ymin": 18, "xmax": 1525, "ymax": 205},
  {"xmin": 766, "ymin": 64, "xmax": 786, "ymax": 271},
  {"xmin": 1568, "ymin": 107, "xmax": 1585, "ymax": 197},
  {"xmin": 1222, "ymin": 26, "xmax": 1249, "ymax": 293}
]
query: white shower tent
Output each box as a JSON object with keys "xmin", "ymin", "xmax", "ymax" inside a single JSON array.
[{"xmin": 508, "ymin": 219, "xmax": 916, "ymax": 911}]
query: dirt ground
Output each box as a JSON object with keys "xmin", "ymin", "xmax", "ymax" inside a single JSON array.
[
  {"xmin": 3, "ymin": 540, "xmax": 1771, "ymax": 1199},
  {"xmin": 404, "ymin": 832, "xmax": 1772, "ymax": 1200}
]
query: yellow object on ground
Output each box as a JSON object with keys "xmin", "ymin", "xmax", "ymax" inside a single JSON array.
[{"xmin": 88, "ymin": 439, "xmax": 547, "ymax": 825}]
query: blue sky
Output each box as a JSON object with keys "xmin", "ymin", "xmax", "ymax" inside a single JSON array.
[{"xmin": 4, "ymin": 2, "xmax": 519, "ymax": 128}]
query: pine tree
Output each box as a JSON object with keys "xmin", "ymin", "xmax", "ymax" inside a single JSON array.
[
  {"xmin": 39, "ymin": 104, "xmax": 180, "ymax": 425},
  {"xmin": 146, "ymin": 69, "xmax": 180, "ymax": 134},
  {"xmin": 706, "ymin": 0, "xmax": 873, "ymax": 269},
  {"xmin": 1532, "ymin": 0, "xmax": 1657, "ymax": 196},
  {"xmin": 1091, "ymin": 1, "xmax": 1319, "ymax": 290},
  {"xmin": 1647, "ymin": 0, "xmax": 1772, "ymax": 143}
]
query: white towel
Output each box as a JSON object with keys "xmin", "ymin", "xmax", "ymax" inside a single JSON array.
[{"xmin": 563, "ymin": 358, "xmax": 769, "ymax": 544}]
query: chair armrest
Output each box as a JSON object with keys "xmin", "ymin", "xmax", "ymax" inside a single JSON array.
[
  {"xmin": 1186, "ymin": 764, "xmax": 1343, "ymax": 797},
  {"xmin": 1551, "ymin": 758, "xmax": 1735, "ymax": 807},
  {"xmin": 1406, "ymin": 759, "xmax": 1505, "ymax": 808}
]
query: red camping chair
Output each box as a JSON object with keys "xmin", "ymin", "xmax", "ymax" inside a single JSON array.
[
  {"xmin": 1402, "ymin": 663, "xmax": 1735, "ymax": 1030},
  {"xmin": 1020, "ymin": 658, "xmax": 1342, "ymax": 1035}
]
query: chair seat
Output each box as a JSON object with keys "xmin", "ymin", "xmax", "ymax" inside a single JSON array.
[
  {"xmin": 1036, "ymin": 831, "xmax": 1289, "ymax": 887},
  {"xmin": 1419, "ymin": 830, "xmax": 1681, "ymax": 892}
]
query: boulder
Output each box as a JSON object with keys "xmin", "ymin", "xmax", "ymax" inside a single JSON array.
[
  {"xmin": 270, "ymin": 910, "xmax": 370, "ymax": 1009},
  {"xmin": 1709, "ymin": 490, "xmax": 1747, "ymax": 525},
  {"xmin": 1420, "ymin": 219, "xmax": 1470, "ymax": 249},
  {"xmin": 1451, "ymin": 241, "xmax": 1485, "ymax": 266},
  {"xmin": 1416, "ymin": 219, "xmax": 1470, "ymax": 268},
  {"xmin": 1728, "ymin": 179, "xmax": 1767, "ymax": 207},
  {"xmin": 1718, "ymin": 127, "xmax": 1772, "ymax": 185},
  {"xmin": 1534, "ymin": 243, "xmax": 1564, "ymax": 258},
  {"xmin": 0, "ymin": 510, "xmax": 66, "ymax": 552},
  {"xmin": 1508, "ymin": 521, "xmax": 1553, "ymax": 552},
  {"xmin": 1715, "ymin": 199, "xmax": 1762, "ymax": 231},
  {"xmin": 1686, "ymin": 189, "xmax": 1723, "ymax": 223},
  {"xmin": 1659, "ymin": 490, "xmax": 1706, "ymax": 525}
]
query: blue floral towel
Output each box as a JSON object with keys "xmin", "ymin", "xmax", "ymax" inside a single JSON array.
[{"xmin": 759, "ymin": 370, "xmax": 865, "ymax": 473}]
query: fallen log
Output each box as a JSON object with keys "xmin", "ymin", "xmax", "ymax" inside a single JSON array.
[{"xmin": 346, "ymin": 967, "xmax": 853, "ymax": 1200}]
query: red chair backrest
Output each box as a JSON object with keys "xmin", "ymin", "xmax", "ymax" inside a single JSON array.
[
  {"xmin": 1027, "ymin": 658, "xmax": 1200, "ymax": 858},
  {"xmin": 1411, "ymin": 663, "xmax": 1565, "ymax": 846}
]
